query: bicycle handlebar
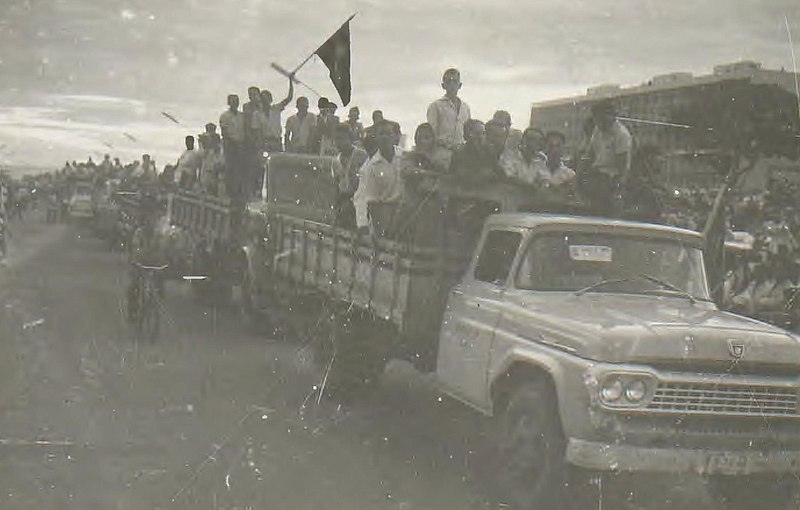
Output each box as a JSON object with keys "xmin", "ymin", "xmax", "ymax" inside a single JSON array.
[{"xmin": 133, "ymin": 262, "xmax": 168, "ymax": 271}]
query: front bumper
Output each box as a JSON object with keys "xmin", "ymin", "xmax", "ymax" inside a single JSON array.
[{"xmin": 567, "ymin": 438, "xmax": 800, "ymax": 476}]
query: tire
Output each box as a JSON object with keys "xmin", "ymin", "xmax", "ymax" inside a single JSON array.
[
  {"xmin": 318, "ymin": 310, "xmax": 388, "ymax": 400},
  {"xmin": 708, "ymin": 474, "xmax": 800, "ymax": 510},
  {"xmin": 493, "ymin": 381, "xmax": 568, "ymax": 510}
]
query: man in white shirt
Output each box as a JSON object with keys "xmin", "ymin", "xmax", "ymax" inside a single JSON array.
[
  {"xmin": 426, "ymin": 68, "xmax": 471, "ymax": 167},
  {"xmin": 588, "ymin": 100, "xmax": 632, "ymax": 177},
  {"xmin": 500, "ymin": 128, "xmax": 549, "ymax": 186},
  {"xmin": 133, "ymin": 154, "xmax": 157, "ymax": 182},
  {"xmin": 261, "ymin": 77, "xmax": 294, "ymax": 152},
  {"xmin": 353, "ymin": 120, "xmax": 404, "ymax": 230},
  {"xmin": 284, "ymin": 96, "xmax": 317, "ymax": 153},
  {"xmin": 176, "ymin": 135, "xmax": 203, "ymax": 188},
  {"xmin": 219, "ymin": 94, "xmax": 247, "ymax": 199},
  {"xmin": 584, "ymin": 100, "xmax": 633, "ymax": 214},
  {"xmin": 542, "ymin": 130, "xmax": 577, "ymax": 187},
  {"xmin": 243, "ymin": 86, "xmax": 268, "ymax": 196},
  {"xmin": 243, "ymin": 86, "xmax": 266, "ymax": 148}
]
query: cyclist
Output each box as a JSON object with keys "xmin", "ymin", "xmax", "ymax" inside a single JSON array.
[{"xmin": 126, "ymin": 193, "xmax": 167, "ymax": 322}]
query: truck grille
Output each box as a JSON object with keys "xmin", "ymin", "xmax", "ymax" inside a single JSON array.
[{"xmin": 647, "ymin": 382, "xmax": 800, "ymax": 418}]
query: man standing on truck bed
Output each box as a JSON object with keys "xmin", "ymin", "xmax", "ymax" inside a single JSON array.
[
  {"xmin": 332, "ymin": 123, "xmax": 369, "ymax": 228},
  {"xmin": 176, "ymin": 135, "xmax": 202, "ymax": 189},
  {"xmin": 427, "ymin": 68, "xmax": 471, "ymax": 168},
  {"xmin": 450, "ymin": 119, "xmax": 501, "ymax": 184},
  {"xmin": 353, "ymin": 120, "xmax": 404, "ymax": 233},
  {"xmin": 284, "ymin": 96, "xmax": 317, "ymax": 153},
  {"xmin": 219, "ymin": 94, "xmax": 247, "ymax": 200},
  {"xmin": 243, "ymin": 86, "xmax": 267, "ymax": 196},
  {"xmin": 584, "ymin": 99, "xmax": 633, "ymax": 215},
  {"xmin": 260, "ymin": 76, "xmax": 294, "ymax": 153}
]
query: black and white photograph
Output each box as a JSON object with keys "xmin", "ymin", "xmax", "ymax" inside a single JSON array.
[{"xmin": 1, "ymin": 1, "xmax": 800, "ymax": 509}]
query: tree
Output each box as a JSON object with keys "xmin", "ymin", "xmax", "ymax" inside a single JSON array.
[{"xmin": 671, "ymin": 80, "xmax": 800, "ymax": 303}]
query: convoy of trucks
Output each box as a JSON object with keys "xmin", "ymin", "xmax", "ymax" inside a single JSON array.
[{"xmin": 107, "ymin": 153, "xmax": 800, "ymax": 509}]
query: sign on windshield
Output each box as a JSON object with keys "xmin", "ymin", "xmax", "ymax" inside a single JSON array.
[{"xmin": 568, "ymin": 244, "xmax": 613, "ymax": 262}]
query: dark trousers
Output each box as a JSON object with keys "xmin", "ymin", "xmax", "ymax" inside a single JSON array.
[
  {"xmin": 581, "ymin": 170, "xmax": 619, "ymax": 217},
  {"xmin": 334, "ymin": 195, "xmax": 356, "ymax": 230},
  {"xmin": 224, "ymin": 141, "xmax": 246, "ymax": 200}
]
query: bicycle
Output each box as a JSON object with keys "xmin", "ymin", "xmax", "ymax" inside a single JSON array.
[
  {"xmin": 130, "ymin": 262, "xmax": 168, "ymax": 341},
  {"xmin": 0, "ymin": 212, "xmax": 7, "ymax": 259}
]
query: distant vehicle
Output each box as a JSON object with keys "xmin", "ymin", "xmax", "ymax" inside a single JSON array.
[{"xmin": 68, "ymin": 181, "xmax": 94, "ymax": 219}]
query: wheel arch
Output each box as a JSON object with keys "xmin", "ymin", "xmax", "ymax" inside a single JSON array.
[{"xmin": 490, "ymin": 359, "xmax": 563, "ymax": 428}]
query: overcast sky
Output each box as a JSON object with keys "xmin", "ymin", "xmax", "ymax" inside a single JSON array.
[{"xmin": 1, "ymin": 0, "xmax": 800, "ymax": 171}]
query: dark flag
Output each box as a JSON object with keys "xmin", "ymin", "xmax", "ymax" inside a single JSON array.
[
  {"xmin": 702, "ymin": 156, "xmax": 753, "ymax": 305},
  {"xmin": 703, "ymin": 176, "xmax": 730, "ymax": 305},
  {"xmin": 315, "ymin": 19, "xmax": 352, "ymax": 106}
]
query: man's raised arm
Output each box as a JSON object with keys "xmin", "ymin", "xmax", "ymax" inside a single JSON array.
[{"xmin": 277, "ymin": 78, "xmax": 295, "ymax": 110}]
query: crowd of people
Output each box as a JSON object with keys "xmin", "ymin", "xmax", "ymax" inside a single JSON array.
[
  {"xmin": 160, "ymin": 68, "xmax": 635, "ymax": 228},
  {"xmin": 4, "ymin": 66, "xmax": 797, "ymax": 326}
]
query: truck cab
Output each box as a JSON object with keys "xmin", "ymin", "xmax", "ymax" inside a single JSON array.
[
  {"xmin": 436, "ymin": 213, "xmax": 800, "ymax": 509},
  {"xmin": 68, "ymin": 180, "xmax": 95, "ymax": 219}
]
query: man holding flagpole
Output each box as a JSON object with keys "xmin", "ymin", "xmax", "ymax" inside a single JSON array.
[{"xmin": 261, "ymin": 77, "xmax": 295, "ymax": 153}]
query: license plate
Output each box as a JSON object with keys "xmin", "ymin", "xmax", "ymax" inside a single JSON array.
[{"xmin": 706, "ymin": 453, "xmax": 751, "ymax": 474}]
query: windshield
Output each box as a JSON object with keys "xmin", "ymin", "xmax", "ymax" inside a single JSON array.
[{"xmin": 516, "ymin": 231, "xmax": 710, "ymax": 299}]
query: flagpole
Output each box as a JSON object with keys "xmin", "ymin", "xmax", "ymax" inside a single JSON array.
[
  {"xmin": 290, "ymin": 13, "xmax": 357, "ymax": 75},
  {"xmin": 270, "ymin": 63, "xmax": 324, "ymax": 97}
]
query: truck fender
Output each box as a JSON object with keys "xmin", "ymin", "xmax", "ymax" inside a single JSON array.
[{"xmin": 489, "ymin": 348, "xmax": 565, "ymax": 421}]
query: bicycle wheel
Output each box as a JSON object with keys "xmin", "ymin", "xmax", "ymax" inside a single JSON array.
[
  {"xmin": 141, "ymin": 298, "xmax": 160, "ymax": 341},
  {"xmin": 138, "ymin": 285, "xmax": 160, "ymax": 341}
]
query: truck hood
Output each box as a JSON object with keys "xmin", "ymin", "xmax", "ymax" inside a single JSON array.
[{"xmin": 506, "ymin": 293, "xmax": 800, "ymax": 369}]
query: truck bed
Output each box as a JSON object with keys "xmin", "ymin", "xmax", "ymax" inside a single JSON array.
[{"xmin": 270, "ymin": 212, "xmax": 470, "ymax": 361}]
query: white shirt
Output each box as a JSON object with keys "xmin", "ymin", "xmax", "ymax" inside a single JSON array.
[
  {"xmin": 285, "ymin": 112, "xmax": 317, "ymax": 152},
  {"xmin": 246, "ymin": 106, "xmax": 268, "ymax": 146},
  {"xmin": 500, "ymin": 149, "xmax": 549, "ymax": 185},
  {"xmin": 176, "ymin": 149, "xmax": 203, "ymax": 183},
  {"xmin": 264, "ymin": 104, "xmax": 285, "ymax": 140},
  {"xmin": 589, "ymin": 120, "xmax": 632, "ymax": 176},
  {"xmin": 537, "ymin": 161, "xmax": 576, "ymax": 187},
  {"xmin": 219, "ymin": 110, "xmax": 246, "ymax": 144},
  {"xmin": 353, "ymin": 146, "xmax": 405, "ymax": 228},
  {"xmin": 426, "ymin": 96, "xmax": 471, "ymax": 149}
]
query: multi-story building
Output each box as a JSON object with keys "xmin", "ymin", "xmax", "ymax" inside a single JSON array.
[{"xmin": 530, "ymin": 61, "xmax": 799, "ymax": 187}]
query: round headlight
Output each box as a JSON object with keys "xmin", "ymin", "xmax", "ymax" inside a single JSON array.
[
  {"xmin": 600, "ymin": 379, "xmax": 624, "ymax": 402},
  {"xmin": 625, "ymin": 380, "xmax": 647, "ymax": 402}
]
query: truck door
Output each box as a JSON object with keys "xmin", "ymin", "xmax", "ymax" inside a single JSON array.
[{"xmin": 437, "ymin": 229, "xmax": 523, "ymax": 407}]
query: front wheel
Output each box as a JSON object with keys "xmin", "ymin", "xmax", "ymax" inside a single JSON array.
[
  {"xmin": 708, "ymin": 475, "xmax": 800, "ymax": 510},
  {"xmin": 493, "ymin": 381, "xmax": 568, "ymax": 510},
  {"xmin": 316, "ymin": 310, "xmax": 389, "ymax": 400}
]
